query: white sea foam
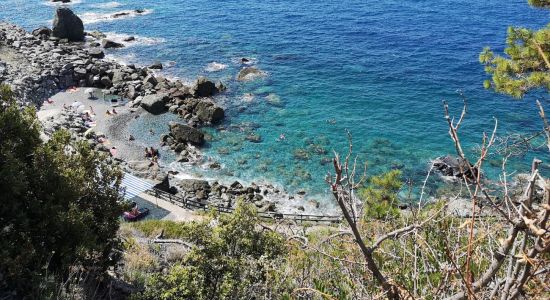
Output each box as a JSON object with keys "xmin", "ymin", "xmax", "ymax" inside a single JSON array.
[
  {"xmin": 241, "ymin": 93, "xmax": 255, "ymax": 103},
  {"xmin": 90, "ymin": 1, "xmax": 122, "ymax": 9},
  {"xmin": 80, "ymin": 9, "xmax": 152, "ymax": 24},
  {"xmin": 265, "ymin": 93, "xmax": 282, "ymax": 106},
  {"xmin": 103, "ymin": 32, "xmax": 166, "ymax": 47},
  {"xmin": 205, "ymin": 62, "xmax": 228, "ymax": 72},
  {"xmin": 43, "ymin": 0, "xmax": 83, "ymax": 6},
  {"xmin": 104, "ymin": 52, "xmax": 137, "ymax": 66}
]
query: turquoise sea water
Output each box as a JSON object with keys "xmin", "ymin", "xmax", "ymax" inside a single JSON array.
[{"xmin": 1, "ymin": 0, "xmax": 549, "ymax": 200}]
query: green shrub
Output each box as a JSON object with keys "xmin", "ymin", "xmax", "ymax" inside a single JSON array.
[
  {"xmin": 359, "ymin": 169, "xmax": 402, "ymax": 220},
  {"xmin": 0, "ymin": 85, "xmax": 123, "ymax": 297}
]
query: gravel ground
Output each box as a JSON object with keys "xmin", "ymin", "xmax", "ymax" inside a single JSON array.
[{"xmin": 37, "ymin": 88, "xmax": 148, "ymax": 162}]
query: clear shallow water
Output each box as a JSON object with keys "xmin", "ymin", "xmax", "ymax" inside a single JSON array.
[{"xmin": 1, "ymin": 0, "xmax": 549, "ymax": 200}]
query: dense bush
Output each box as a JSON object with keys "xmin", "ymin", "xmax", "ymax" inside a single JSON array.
[
  {"xmin": 0, "ymin": 85, "xmax": 123, "ymax": 298},
  {"xmin": 133, "ymin": 201, "xmax": 286, "ymax": 300}
]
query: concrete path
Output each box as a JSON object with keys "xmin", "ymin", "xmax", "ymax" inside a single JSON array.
[{"xmin": 132, "ymin": 192, "xmax": 205, "ymax": 222}]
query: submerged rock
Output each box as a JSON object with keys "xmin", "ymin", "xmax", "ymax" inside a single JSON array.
[
  {"xmin": 52, "ymin": 8, "xmax": 84, "ymax": 41},
  {"xmin": 237, "ymin": 67, "xmax": 265, "ymax": 81},
  {"xmin": 245, "ymin": 134, "xmax": 262, "ymax": 143}
]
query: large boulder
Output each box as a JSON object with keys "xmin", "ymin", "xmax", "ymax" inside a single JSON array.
[
  {"xmin": 195, "ymin": 101, "xmax": 224, "ymax": 124},
  {"xmin": 154, "ymin": 175, "xmax": 178, "ymax": 194},
  {"xmin": 140, "ymin": 93, "xmax": 169, "ymax": 114},
  {"xmin": 111, "ymin": 69, "xmax": 125, "ymax": 84},
  {"xmin": 127, "ymin": 161, "xmax": 165, "ymax": 181},
  {"xmin": 433, "ymin": 156, "xmax": 478, "ymax": 181},
  {"xmin": 237, "ymin": 67, "xmax": 265, "ymax": 81},
  {"xmin": 179, "ymin": 179, "xmax": 210, "ymax": 192},
  {"xmin": 52, "ymin": 8, "xmax": 84, "ymax": 42},
  {"xmin": 169, "ymin": 122, "xmax": 205, "ymax": 146},
  {"xmin": 191, "ymin": 77, "xmax": 219, "ymax": 98}
]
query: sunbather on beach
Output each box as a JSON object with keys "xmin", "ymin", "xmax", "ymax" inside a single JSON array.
[{"xmin": 144, "ymin": 147, "xmax": 152, "ymax": 158}]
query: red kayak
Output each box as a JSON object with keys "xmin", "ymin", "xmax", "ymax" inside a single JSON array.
[{"xmin": 123, "ymin": 208, "xmax": 150, "ymax": 221}]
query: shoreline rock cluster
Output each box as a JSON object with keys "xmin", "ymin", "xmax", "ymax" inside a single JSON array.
[
  {"xmin": 0, "ymin": 15, "xmax": 225, "ymax": 128},
  {"xmin": 0, "ymin": 10, "xmax": 313, "ymax": 215},
  {"xmin": 176, "ymin": 179, "xmax": 282, "ymax": 213}
]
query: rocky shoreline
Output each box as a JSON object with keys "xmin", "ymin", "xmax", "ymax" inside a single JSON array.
[{"xmin": 0, "ymin": 9, "xmax": 322, "ymax": 215}]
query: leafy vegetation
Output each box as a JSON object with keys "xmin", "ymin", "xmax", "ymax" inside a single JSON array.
[
  {"xmin": 528, "ymin": 0, "xmax": 550, "ymax": 8},
  {"xmin": 359, "ymin": 169, "xmax": 402, "ymax": 220},
  {"xmin": 0, "ymin": 85, "xmax": 123, "ymax": 298},
  {"xmin": 480, "ymin": 3, "xmax": 550, "ymax": 98},
  {"xmin": 132, "ymin": 201, "xmax": 286, "ymax": 300}
]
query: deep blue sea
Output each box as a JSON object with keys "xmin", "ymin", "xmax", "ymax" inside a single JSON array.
[{"xmin": 1, "ymin": 0, "xmax": 549, "ymax": 201}]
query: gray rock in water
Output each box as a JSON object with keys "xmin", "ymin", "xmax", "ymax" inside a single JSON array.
[
  {"xmin": 195, "ymin": 100, "xmax": 224, "ymax": 124},
  {"xmin": 88, "ymin": 48, "xmax": 105, "ymax": 59},
  {"xmin": 149, "ymin": 61, "xmax": 163, "ymax": 70},
  {"xmin": 433, "ymin": 155, "xmax": 478, "ymax": 181},
  {"xmin": 140, "ymin": 93, "xmax": 169, "ymax": 114},
  {"xmin": 245, "ymin": 134, "xmax": 262, "ymax": 143},
  {"xmin": 237, "ymin": 67, "xmax": 265, "ymax": 81},
  {"xmin": 169, "ymin": 122, "xmax": 205, "ymax": 146},
  {"xmin": 87, "ymin": 30, "xmax": 106, "ymax": 40},
  {"xmin": 52, "ymin": 8, "xmax": 84, "ymax": 42},
  {"xmin": 191, "ymin": 77, "xmax": 219, "ymax": 98},
  {"xmin": 101, "ymin": 39, "xmax": 124, "ymax": 49}
]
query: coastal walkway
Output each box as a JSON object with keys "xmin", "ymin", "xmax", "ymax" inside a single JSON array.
[{"xmin": 121, "ymin": 172, "xmax": 342, "ymax": 224}]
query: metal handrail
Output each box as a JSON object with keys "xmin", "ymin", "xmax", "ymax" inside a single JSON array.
[{"xmin": 147, "ymin": 188, "xmax": 342, "ymax": 223}]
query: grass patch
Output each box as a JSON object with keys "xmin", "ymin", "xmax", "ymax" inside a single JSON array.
[{"xmin": 130, "ymin": 219, "xmax": 189, "ymax": 239}]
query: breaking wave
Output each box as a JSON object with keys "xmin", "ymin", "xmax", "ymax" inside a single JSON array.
[
  {"xmin": 80, "ymin": 9, "xmax": 152, "ymax": 24},
  {"xmin": 103, "ymin": 32, "xmax": 166, "ymax": 47},
  {"xmin": 89, "ymin": 1, "xmax": 122, "ymax": 9},
  {"xmin": 205, "ymin": 62, "xmax": 228, "ymax": 72}
]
